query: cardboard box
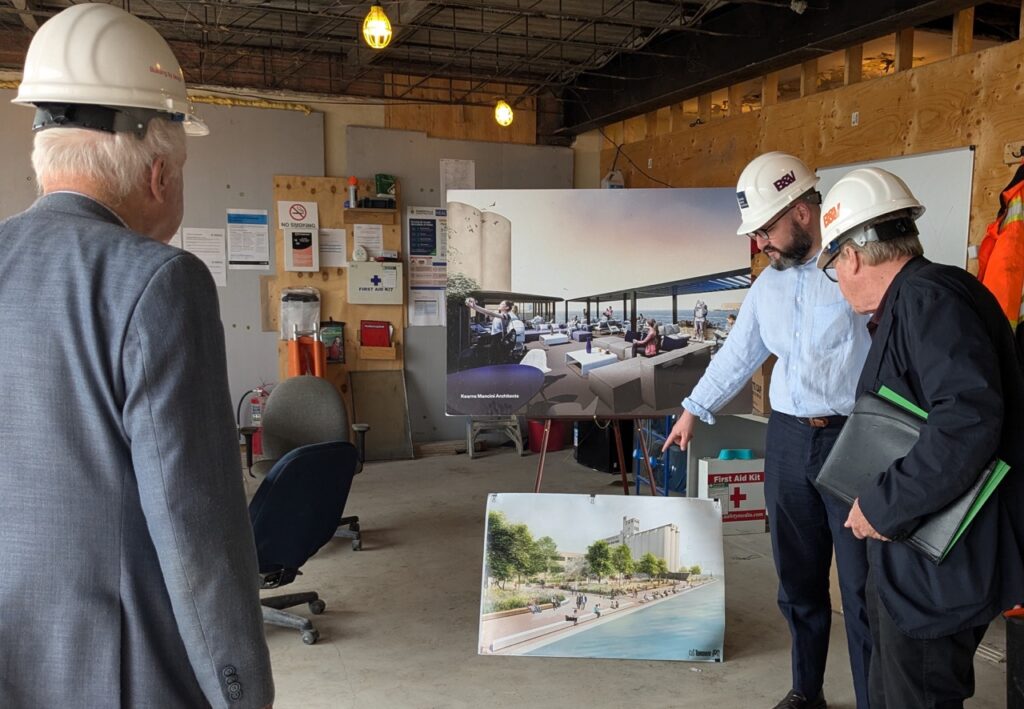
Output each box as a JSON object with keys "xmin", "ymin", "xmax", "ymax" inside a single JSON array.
[
  {"xmin": 751, "ymin": 355, "xmax": 776, "ymax": 416},
  {"xmin": 698, "ymin": 458, "xmax": 768, "ymax": 535},
  {"xmin": 751, "ymin": 251, "xmax": 772, "ymax": 280}
]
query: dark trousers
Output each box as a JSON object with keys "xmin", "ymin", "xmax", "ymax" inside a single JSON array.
[
  {"xmin": 765, "ymin": 413, "xmax": 872, "ymax": 708},
  {"xmin": 866, "ymin": 571, "xmax": 988, "ymax": 709}
]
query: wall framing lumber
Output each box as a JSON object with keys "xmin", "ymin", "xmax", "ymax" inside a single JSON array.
[{"xmin": 599, "ymin": 39, "xmax": 1024, "ymax": 271}]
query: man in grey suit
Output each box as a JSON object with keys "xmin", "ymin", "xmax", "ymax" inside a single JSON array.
[{"xmin": 0, "ymin": 5, "xmax": 273, "ymax": 707}]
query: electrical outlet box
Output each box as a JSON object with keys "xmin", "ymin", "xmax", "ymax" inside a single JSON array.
[
  {"xmin": 647, "ymin": 158, "xmax": 653, "ymax": 169},
  {"xmin": 1003, "ymin": 141, "xmax": 1024, "ymax": 165},
  {"xmin": 851, "ymin": 111, "xmax": 860, "ymax": 127}
]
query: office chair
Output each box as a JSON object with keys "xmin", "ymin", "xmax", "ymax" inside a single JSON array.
[
  {"xmin": 249, "ymin": 440, "xmax": 359, "ymax": 645},
  {"xmin": 255, "ymin": 375, "xmax": 368, "ymax": 550}
]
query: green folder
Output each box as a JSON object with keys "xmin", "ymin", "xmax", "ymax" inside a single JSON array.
[{"xmin": 877, "ymin": 386, "xmax": 1011, "ymax": 560}]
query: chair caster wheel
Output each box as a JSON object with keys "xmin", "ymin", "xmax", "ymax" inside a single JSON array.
[
  {"xmin": 301, "ymin": 629, "xmax": 319, "ymax": 645},
  {"xmin": 308, "ymin": 599, "xmax": 326, "ymax": 615},
  {"xmin": 351, "ymin": 539, "xmax": 362, "ymax": 551}
]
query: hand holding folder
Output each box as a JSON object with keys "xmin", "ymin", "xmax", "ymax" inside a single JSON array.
[{"xmin": 815, "ymin": 386, "xmax": 1010, "ymax": 564}]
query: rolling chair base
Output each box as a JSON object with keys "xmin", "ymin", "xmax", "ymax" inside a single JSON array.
[
  {"xmin": 261, "ymin": 592, "xmax": 326, "ymax": 645},
  {"xmin": 334, "ymin": 514, "xmax": 361, "ymax": 550}
]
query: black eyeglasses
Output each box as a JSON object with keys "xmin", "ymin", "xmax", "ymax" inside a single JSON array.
[
  {"xmin": 821, "ymin": 251, "xmax": 840, "ymax": 282},
  {"xmin": 747, "ymin": 201, "xmax": 798, "ymax": 242}
]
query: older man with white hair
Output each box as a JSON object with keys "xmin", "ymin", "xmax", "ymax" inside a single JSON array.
[{"xmin": 0, "ymin": 5, "xmax": 273, "ymax": 708}]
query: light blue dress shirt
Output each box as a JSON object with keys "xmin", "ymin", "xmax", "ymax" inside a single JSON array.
[{"xmin": 683, "ymin": 257, "xmax": 871, "ymax": 423}]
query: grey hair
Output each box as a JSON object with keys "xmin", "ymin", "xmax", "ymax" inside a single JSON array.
[
  {"xmin": 843, "ymin": 231, "xmax": 924, "ymax": 266},
  {"xmin": 32, "ymin": 118, "xmax": 186, "ymax": 202}
]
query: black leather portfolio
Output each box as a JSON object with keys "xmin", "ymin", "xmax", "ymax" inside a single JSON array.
[{"xmin": 815, "ymin": 388, "xmax": 1008, "ymax": 564}]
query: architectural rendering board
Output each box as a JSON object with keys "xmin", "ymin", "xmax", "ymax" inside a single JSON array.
[
  {"xmin": 445, "ymin": 188, "xmax": 748, "ymax": 418},
  {"xmin": 479, "ymin": 494, "xmax": 725, "ymax": 661}
]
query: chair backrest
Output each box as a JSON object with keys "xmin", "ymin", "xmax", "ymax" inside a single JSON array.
[
  {"xmin": 520, "ymin": 348, "xmax": 551, "ymax": 374},
  {"xmin": 249, "ymin": 440, "xmax": 359, "ymax": 575},
  {"xmin": 262, "ymin": 375, "xmax": 348, "ymax": 459}
]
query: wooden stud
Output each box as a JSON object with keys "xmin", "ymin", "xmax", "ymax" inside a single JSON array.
[
  {"xmin": 624, "ymin": 115, "xmax": 647, "ymax": 143},
  {"xmin": 953, "ymin": 7, "xmax": 974, "ymax": 56},
  {"xmin": 895, "ymin": 28, "xmax": 915, "ymax": 72},
  {"xmin": 656, "ymin": 106, "xmax": 672, "ymax": 135},
  {"xmin": 645, "ymin": 109, "xmax": 659, "ymax": 138},
  {"xmin": 844, "ymin": 45, "xmax": 863, "ymax": 85},
  {"xmin": 698, "ymin": 93, "xmax": 712, "ymax": 123},
  {"xmin": 728, "ymin": 83, "xmax": 744, "ymax": 116},
  {"xmin": 801, "ymin": 58, "xmax": 818, "ymax": 97},
  {"xmin": 761, "ymin": 72, "xmax": 779, "ymax": 107},
  {"xmin": 1020, "ymin": 0, "xmax": 1024, "ymax": 43},
  {"xmin": 670, "ymin": 102, "xmax": 686, "ymax": 132}
]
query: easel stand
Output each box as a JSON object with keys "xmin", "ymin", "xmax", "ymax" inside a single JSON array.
[
  {"xmin": 533, "ymin": 418, "xmax": 655, "ymax": 495},
  {"xmin": 467, "ymin": 416, "xmax": 524, "ymax": 459}
]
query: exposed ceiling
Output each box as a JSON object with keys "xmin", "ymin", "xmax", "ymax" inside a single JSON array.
[{"xmin": 0, "ymin": 1, "xmax": 1019, "ymax": 141}]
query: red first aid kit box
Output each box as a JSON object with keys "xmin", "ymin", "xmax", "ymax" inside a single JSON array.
[{"xmin": 698, "ymin": 458, "xmax": 768, "ymax": 536}]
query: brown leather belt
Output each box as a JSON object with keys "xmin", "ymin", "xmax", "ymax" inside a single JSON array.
[{"xmin": 794, "ymin": 415, "xmax": 847, "ymax": 428}]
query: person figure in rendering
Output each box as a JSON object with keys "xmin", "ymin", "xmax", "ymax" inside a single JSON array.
[
  {"xmin": 465, "ymin": 297, "xmax": 525, "ymax": 350},
  {"xmin": 0, "ymin": 4, "xmax": 273, "ymax": 708},
  {"xmin": 817, "ymin": 167, "xmax": 1024, "ymax": 707},
  {"xmin": 663, "ymin": 152, "xmax": 873, "ymax": 709},
  {"xmin": 632, "ymin": 317, "xmax": 660, "ymax": 357},
  {"xmin": 693, "ymin": 299, "xmax": 708, "ymax": 341}
]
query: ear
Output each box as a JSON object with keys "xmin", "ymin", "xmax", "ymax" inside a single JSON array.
[
  {"xmin": 842, "ymin": 244, "xmax": 862, "ymax": 274},
  {"xmin": 148, "ymin": 157, "xmax": 168, "ymax": 204},
  {"xmin": 793, "ymin": 200, "xmax": 815, "ymax": 227}
]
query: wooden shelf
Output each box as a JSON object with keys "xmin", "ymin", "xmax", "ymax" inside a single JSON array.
[
  {"xmin": 358, "ymin": 344, "xmax": 398, "ymax": 360},
  {"xmin": 343, "ymin": 208, "xmax": 397, "ymax": 225}
]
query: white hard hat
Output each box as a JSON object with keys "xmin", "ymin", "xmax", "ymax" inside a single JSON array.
[
  {"xmin": 735, "ymin": 151, "xmax": 820, "ymax": 235},
  {"xmin": 817, "ymin": 167, "xmax": 925, "ymax": 267},
  {"xmin": 13, "ymin": 3, "xmax": 207, "ymax": 136}
]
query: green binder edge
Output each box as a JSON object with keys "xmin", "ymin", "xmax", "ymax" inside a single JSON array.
[{"xmin": 877, "ymin": 385, "xmax": 1010, "ymax": 560}]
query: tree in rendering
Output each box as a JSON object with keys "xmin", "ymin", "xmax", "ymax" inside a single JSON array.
[{"xmin": 585, "ymin": 540, "xmax": 614, "ymax": 583}]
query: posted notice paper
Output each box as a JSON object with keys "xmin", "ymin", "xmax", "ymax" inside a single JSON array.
[
  {"xmin": 319, "ymin": 228, "xmax": 348, "ymax": 268},
  {"xmin": 227, "ymin": 208, "xmax": 270, "ymax": 270},
  {"xmin": 182, "ymin": 228, "xmax": 227, "ymax": 287},
  {"xmin": 353, "ymin": 223, "xmax": 384, "ymax": 258}
]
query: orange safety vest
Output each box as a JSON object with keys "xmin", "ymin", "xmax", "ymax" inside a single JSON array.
[{"xmin": 978, "ymin": 163, "xmax": 1024, "ymax": 328}]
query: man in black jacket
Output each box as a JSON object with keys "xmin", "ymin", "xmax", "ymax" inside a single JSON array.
[{"xmin": 817, "ymin": 167, "xmax": 1024, "ymax": 707}]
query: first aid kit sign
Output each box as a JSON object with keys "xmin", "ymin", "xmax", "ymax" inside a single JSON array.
[{"xmin": 698, "ymin": 458, "xmax": 768, "ymax": 535}]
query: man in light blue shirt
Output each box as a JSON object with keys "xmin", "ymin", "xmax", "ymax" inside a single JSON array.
[{"xmin": 664, "ymin": 153, "xmax": 872, "ymax": 709}]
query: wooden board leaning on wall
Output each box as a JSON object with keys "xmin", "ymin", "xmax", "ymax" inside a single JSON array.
[{"xmin": 269, "ymin": 175, "xmax": 404, "ymax": 420}]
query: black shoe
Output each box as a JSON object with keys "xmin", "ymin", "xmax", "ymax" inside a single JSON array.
[{"xmin": 771, "ymin": 690, "xmax": 826, "ymax": 709}]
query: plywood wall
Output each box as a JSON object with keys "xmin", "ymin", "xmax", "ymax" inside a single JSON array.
[
  {"xmin": 384, "ymin": 73, "xmax": 537, "ymax": 145},
  {"xmin": 600, "ymin": 38, "xmax": 1024, "ymax": 265},
  {"xmin": 270, "ymin": 175, "xmax": 404, "ymax": 419}
]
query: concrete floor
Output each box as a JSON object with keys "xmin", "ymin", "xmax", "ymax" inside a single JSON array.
[{"xmin": 256, "ymin": 446, "xmax": 1009, "ymax": 709}]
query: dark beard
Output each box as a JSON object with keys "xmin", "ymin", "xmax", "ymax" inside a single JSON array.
[{"xmin": 768, "ymin": 221, "xmax": 815, "ymax": 271}]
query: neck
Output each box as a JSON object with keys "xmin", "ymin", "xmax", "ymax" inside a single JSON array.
[
  {"xmin": 41, "ymin": 176, "xmax": 150, "ymax": 238},
  {"xmin": 862, "ymin": 256, "xmax": 914, "ymax": 312}
]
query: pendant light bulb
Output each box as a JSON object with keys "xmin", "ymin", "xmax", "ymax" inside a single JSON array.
[
  {"xmin": 494, "ymin": 99, "xmax": 514, "ymax": 127},
  {"xmin": 362, "ymin": 5, "xmax": 392, "ymax": 49}
]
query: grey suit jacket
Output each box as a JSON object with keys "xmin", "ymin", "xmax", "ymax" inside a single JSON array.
[{"xmin": 0, "ymin": 193, "xmax": 273, "ymax": 708}]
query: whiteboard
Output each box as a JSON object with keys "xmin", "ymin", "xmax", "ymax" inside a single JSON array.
[{"xmin": 817, "ymin": 147, "xmax": 974, "ymax": 269}]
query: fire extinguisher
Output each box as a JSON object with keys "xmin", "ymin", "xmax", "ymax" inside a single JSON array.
[{"xmin": 236, "ymin": 384, "xmax": 272, "ymax": 473}]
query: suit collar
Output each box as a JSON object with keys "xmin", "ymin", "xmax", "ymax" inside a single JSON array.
[{"xmin": 34, "ymin": 191, "xmax": 128, "ymax": 228}]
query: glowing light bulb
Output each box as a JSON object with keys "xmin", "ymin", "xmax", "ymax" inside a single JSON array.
[
  {"xmin": 494, "ymin": 99, "xmax": 514, "ymax": 127},
  {"xmin": 362, "ymin": 5, "xmax": 392, "ymax": 49}
]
